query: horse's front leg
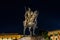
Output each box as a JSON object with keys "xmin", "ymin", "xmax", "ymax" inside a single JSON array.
[
  {"xmin": 24, "ymin": 27, "xmax": 26, "ymax": 36},
  {"xmin": 29, "ymin": 27, "xmax": 32, "ymax": 36},
  {"xmin": 33, "ymin": 26, "xmax": 36, "ymax": 35}
]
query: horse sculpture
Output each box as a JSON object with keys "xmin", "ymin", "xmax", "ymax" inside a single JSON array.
[{"xmin": 23, "ymin": 8, "xmax": 38, "ymax": 36}]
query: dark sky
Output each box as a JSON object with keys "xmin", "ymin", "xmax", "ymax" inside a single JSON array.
[{"xmin": 0, "ymin": 0, "xmax": 60, "ymax": 34}]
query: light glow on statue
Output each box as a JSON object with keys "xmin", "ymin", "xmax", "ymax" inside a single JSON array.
[{"xmin": 23, "ymin": 8, "xmax": 38, "ymax": 36}]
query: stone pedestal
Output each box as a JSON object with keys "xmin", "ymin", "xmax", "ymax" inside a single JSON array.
[{"xmin": 19, "ymin": 36, "xmax": 45, "ymax": 40}]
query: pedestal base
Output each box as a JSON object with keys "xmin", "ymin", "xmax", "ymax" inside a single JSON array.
[{"xmin": 19, "ymin": 36, "xmax": 45, "ymax": 40}]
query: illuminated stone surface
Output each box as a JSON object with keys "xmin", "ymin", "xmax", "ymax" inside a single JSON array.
[
  {"xmin": 8, "ymin": 38, "xmax": 12, "ymax": 40},
  {"xmin": 19, "ymin": 37, "xmax": 31, "ymax": 40},
  {"xmin": 3, "ymin": 38, "xmax": 7, "ymax": 40},
  {"xmin": 0, "ymin": 38, "xmax": 2, "ymax": 40},
  {"xmin": 19, "ymin": 36, "xmax": 45, "ymax": 40}
]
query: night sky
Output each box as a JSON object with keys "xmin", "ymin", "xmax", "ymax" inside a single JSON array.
[{"xmin": 0, "ymin": 0, "xmax": 60, "ymax": 34}]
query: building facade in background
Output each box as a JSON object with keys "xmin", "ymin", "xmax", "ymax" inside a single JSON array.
[
  {"xmin": 48, "ymin": 30, "xmax": 60, "ymax": 40},
  {"xmin": 0, "ymin": 33, "xmax": 23, "ymax": 40}
]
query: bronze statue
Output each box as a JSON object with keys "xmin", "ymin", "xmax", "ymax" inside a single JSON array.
[{"xmin": 23, "ymin": 8, "xmax": 38, "ymax": 36}]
